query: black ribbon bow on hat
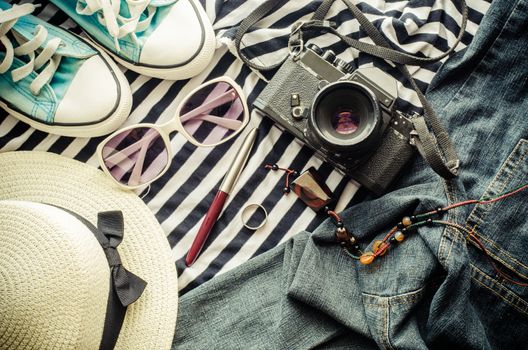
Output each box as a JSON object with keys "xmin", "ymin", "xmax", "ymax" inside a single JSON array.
[
  {"xmin": 60, "ymin": 208, "xmax": 148, "ymax": 350},
  {"xmin": 97, "ymin": 211, "xmax": 147, "ymax": 307},
  {"xmin": 94, "ymin": 211, "xmax": 147, "ymax": 350}
]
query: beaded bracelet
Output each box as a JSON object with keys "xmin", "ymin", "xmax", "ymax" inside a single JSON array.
[
  {"xmin": 358, "ymin": 183, "xmax": 528, "ymax": 267},
  {"xmin": 265, "ymin": 163, "xmax": 528, "ymax": 286},
  {"xmin": 349, "ymin": 183, "xmax": 528, "ymax": 286}
]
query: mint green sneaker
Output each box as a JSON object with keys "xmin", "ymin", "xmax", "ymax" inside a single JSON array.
[
  {"xmin": 0, "ymin": 2, "xmax": 132, "ymax": 137},
  {"xmin": 49, "ymin": 0, "xmax": 216, "ymax": 80}
]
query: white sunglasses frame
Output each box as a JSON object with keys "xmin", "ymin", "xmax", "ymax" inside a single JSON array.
[{"xmin": 96, "ymin": 76, "xmax": 250, "ymax": 190}]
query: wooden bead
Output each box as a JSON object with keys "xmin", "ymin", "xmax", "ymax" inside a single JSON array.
[
  {"xmin": 402, "ymin": 216, "xmax": 412, "ymax": 227},
  {"xmin": 359, "ymin": 252, "xmax": 375, "ymax": 265},
  {"xmin": 372, "ymin": 240, "xmax": 388, "ymax": 256},
  {"xmin": 394, "ymin": 231, "xmax": 405, "ymax": 242},
  {"xmin": 335, "ymin": 227, "xmax": 348, "ymax": 242}
]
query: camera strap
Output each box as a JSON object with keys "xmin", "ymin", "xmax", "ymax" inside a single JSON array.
[
  {"xmin": 234, "ymin": 0, "xmax": 324, "ymax": 71},
  {"xmin": 235, "ymin": 0, "xmax": 465, "ymax": 179}
]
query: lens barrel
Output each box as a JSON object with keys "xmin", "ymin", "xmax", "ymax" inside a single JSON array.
[{"xmin": 309, "ymin": 81, "xmax": 383, "ymax": 158}]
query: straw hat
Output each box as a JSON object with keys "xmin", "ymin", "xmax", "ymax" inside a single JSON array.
[{"xmin": 0, "ymin": 151, "xmax": 178, "ymax": 350}]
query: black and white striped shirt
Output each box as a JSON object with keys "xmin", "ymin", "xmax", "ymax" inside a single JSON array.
[{"xmin": 0, "ymin": 0, "xmax": 491, "ymax": 293}]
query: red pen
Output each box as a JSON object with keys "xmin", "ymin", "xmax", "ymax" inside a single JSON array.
[{"xmin": 185, "ymin": 128, "xmax": 258, "ymax": 266}]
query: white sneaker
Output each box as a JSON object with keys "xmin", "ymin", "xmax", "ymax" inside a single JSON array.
[
  {"xmin": 50, "ymin": 0, "xmax": 216, "ymax": 80},
  {"xmin": 0, "ymin": 2, "xmax": 132, "ymax": 137}
]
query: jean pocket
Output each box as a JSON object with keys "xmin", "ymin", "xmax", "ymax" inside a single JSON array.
[
  {"xmin": 361, "ymin": 278, "xmax": 444, "ymax": 350},
  {"xmin": 466, "ymin": 138, "xmax": 528, "ymax": 304}
]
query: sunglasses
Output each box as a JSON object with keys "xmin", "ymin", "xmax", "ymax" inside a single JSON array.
[{"xmin": 97, "ymin": 76, "xmax": 249, "ymax": 189}]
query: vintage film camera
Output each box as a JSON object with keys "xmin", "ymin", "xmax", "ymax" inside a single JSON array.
[{"xmin": 254, "ymin": 43, "xmax": 416, "ymax": 195}]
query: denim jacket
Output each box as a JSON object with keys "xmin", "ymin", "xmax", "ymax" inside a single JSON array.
[{"xmin": 172, "ymin": 0, "xmax": 528, "ymax": 348}]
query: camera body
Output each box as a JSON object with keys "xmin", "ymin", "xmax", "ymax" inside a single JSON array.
[{"xmin": 254, "ymin": 44, "xmax": 416, "ymax": 195}]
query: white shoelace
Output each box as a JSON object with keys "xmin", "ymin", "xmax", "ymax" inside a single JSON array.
[
  {"xmin": 0, "ymin": 3, "xmax": 62, "ymax": 95},
  {"xmin": 76, "ymin": 0, "xmax": 156, "ymax": 52}
]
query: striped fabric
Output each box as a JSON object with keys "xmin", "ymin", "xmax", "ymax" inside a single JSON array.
[{"xmin": 0, "ymin": 0, "xmax": 491, "ymax": 293}]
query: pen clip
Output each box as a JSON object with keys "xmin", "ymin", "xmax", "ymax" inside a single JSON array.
[{"xmin": 219, "ymin": 128, "xmax": 258, "ymax": 194}]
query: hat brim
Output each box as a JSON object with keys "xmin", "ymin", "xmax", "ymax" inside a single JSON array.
[{"xmin": 0, "ymin": 151, "xmax": 178, "ymax": 349}]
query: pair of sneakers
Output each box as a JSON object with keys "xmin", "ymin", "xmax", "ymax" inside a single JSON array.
[{"xmin": 0, "ymin": 0, "xmax": 215, "ymax": 137}]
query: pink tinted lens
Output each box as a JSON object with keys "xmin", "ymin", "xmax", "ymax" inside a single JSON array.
[
  {"xmin": 101, "ymin": 127, "xmax": 169, "ymax": 187},
  {"xmin": 180, "ymin": 81, "xmax": 245, "ymax": 145}
]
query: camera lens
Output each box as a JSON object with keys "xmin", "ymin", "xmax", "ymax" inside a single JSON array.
[
  {"xmin": 331, "ymin": 110, "xmax": 360, "ymax": 135},
  {"xmin": 310, "ymin": 81, "xmax": 382, "ymax": 156}
]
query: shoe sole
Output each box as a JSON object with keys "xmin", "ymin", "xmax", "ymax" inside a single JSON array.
[
  {"xmin": 0, "ymin": 46, "xmax": 132, "ymax": 138},
  {"xmin": 53, "ymin": 0, "xmax": 216, "ymax": 80}
]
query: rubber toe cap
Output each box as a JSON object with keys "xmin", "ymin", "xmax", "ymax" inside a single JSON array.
[
  {"xmin": 54, "ymin": 55, "xmax": 120, "ymax": 125},
  {"xmin": 139, "ymin": 0, "xmax": 209, "ymax": 67}
]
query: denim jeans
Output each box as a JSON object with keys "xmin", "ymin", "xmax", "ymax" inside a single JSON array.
[{"xmin": 172, "ymin": 0, "xmax": 528, "ymax": 348}]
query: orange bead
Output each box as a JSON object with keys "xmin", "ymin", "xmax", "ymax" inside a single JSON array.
[
  {"xmin": 359, "ymin": 252, "xmax": 375, "ymax": 265},
  {"xmin": 372, "ymin": 240, "xmax": 388, "ymax": 256},
  {"xmin": 394, "ymin": 231, "xmax": 405, "ymax": 242},
  {"xmin": 402, "ymin": 216, "xmax": 412, "ymax": 227}
]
